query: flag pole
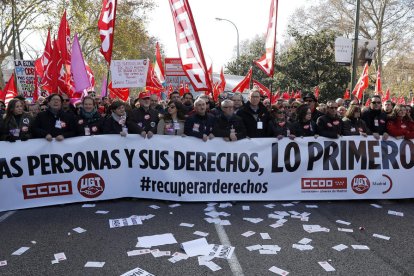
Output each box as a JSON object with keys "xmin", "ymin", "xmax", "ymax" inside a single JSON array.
[{"xmin": 105, "ymin": 65, "xmax": 110, "ymax": 97}]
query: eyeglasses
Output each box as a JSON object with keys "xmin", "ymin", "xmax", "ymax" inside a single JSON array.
[
  {"xmin": 168, "ymin": 106, "xmax": 176, "ymax": 109},
  {"xmin": 371, "ymin": 101, "xmax": 381, "ymax": 104},
  {"xmin": 328, "ymin": 106, "xmax": 338, "ymax": 109},
  {"xmin": 222, "ymin": 106, "xmax": 234, "ymax": 109},
  {"xmin": 304, "ymin": 99, "xmax": 314, "ymax": 103},
  {"xmin": 63, "ymin": 99, "xmax": 70, "ymax": 102}
]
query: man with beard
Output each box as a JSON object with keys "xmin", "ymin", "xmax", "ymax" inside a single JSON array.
[
  {"xmin": 182, "ymin": 92, "xmax": 194, "ymax": 114},
  {"xmin": 316, "ymin": 100, "xmax": 343, "ymax": 138},
  {"xmin": 361, "ymin": 95, "xmax": 389, "ymax": 140},
  {"xmin": 184, "ymin": 98, "xmax": 215, "ymax": 141},
  {"xmin": 127, "ymin": 92, "xmax": 159, "ymax": 139},
  {"xmin": 213, "ymin": 99, "xmax": 246, "ymax": 141}
]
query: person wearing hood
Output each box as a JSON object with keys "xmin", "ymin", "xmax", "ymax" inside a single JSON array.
[
  {"xmin": 342, "ymin": 104, "xmax": 371, "ymax": 136},
  {"xmin": 236, "ymin": 89, "xmax": 270, "ymax": 138},
  {"xmin": 32, "ymin": 94, "xmax": 76, "ymax": 141},
  {"xmin": 213, "ymin": 99, "xmax": 246, "ymax": 141},
  {"xmin": 76, "ymin": 96, "xmax": 103, "ymax": 136},
  {"xmin": 1, "ymin": 98, "xmax": 33, "ymax": 142},
  {"xmin": 361, "ymin": 95, "xmax": 389, "ymax": 140}
]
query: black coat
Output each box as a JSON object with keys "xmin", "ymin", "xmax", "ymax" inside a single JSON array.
[
  {"xmin": 127, "ymin": 107, "xmax": 159, "ymax": 134},
  {"xmin": 32, "ymin": 109, "xmax": 76, "ymax": 138},
  {"xmin": 75, "ymin": 110, "xmax": 103, "ymax": 136},
  {"xmin": 213, "ymin": 114, "xmax": 246, "ymax": 140},
  {"xmin": 102, "ymin": 115, "xmax": 128, "ymax": 135},
  {"xmin": 184, "ymin": 113, "xmax": 215, "ymax": 139},
  {"xmin": 0, "ymin": 113, "xmax": 33, "ymax": 141},
  {"xmin": 316, "ymin": 114, "xmax": 343, "ymax": 138},
  {"xmin": 290, "ymin": 120, "xmax": 317, "ymax": 137},
  {"xmin": 268, "ymin": 119, "xmax": 292, "ymax": 137},
  {"xmin": 361, "ymin": 109, "xmax": 387, "ymax": 135},
  {"xmin": 342, "ymin": 117, "xmax": 371, "ymax": 136},
  {"xmin": 236, "ymin": 102, "xmax": 270, "ymax": 138}
]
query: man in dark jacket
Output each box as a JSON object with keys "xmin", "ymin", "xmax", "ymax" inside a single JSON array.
[
  {"xmin": 236, "ymin": 89, "xmax": 270, "ymax": 138},
  {"xmin": 316, "ymin": 101, "xmax": 343, "ymax": 138},
  {"xmin": 127, "ymin": 92, "xmax": 159, "ymax": 139},
  {"xmin": 213, "ymin": 99, "xmax": 246, "ymax": 141},
  {"xmin": 303, "ymin": 93, "xmax": 324, "ymax": 123},
  {"xmin": 361, "ymin": 95, "xmax": 389, "ymax": 140},
  {"xmin": 184, "ymin": 98, "xmax": 215, "ymax": 141},
  {"xmin": 32, "ymin": 94, "xmax": 77, "ymax": 141}
]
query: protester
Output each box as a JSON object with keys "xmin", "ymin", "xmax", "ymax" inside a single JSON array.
[
  {"xmin": 290, "ymin": 104, "xmax": 318, "ymax": 137},
  {"xmin": 317, "ymin": 100, "xmax": 343, "ymax": 138},
  {"xmin": 32, "ymin": 94, "xmax": 76, "ymax": 141},
  {"xmin": 184, "ymin": 97, "xmax": 215, "ymax": 141},
  {"xmin": 303, "ymin": 93, "xmax": 324, "ymax": 122},
  {"xmin": 169, "ymin": 91, "xmax": 181, "ymax": 102},
  {"xmin": 61, "ymin": 93, "xmax": 77, "ymax": 118},
  {"xmin": 337, "ymin": 106, "xmax": 347, "ymax": 118},
  {"xmin": 263, "ymin": 98, "xmax": 272, "ymax": 112},
  {"xmin": 382, "ymin": 100, "xmax": 393, "ymax": 115},
  {"xmin": 231, "ymin": 92, "xmax": 244, "ymax": 113},
  {"xmin": 102, "ymin": 101, "xmax": 129, "ymax": 136},
  {"xmin": 335, "ymin": 98, "xmax": 344, "ymax": 107},
  {"xmin": 210, "ymin": 92, "xmax": 228, "ymax": 118},
  {"xmin": 361, "ymin": 95, "xmax": 389, "ymax": 140},
  {"xmin": 28, "ymin": 103, "xmax": 41, "ymax": 118},
  {"xmin": 237, "ymin": 90, "xmax": 270, "ymax": 138},
  {"xmin": 76, "ymin": 96, "xmax": 103, "ymax": 136},
  {"xmin": 386, "ymin": 104, "xmax": 414, "ymax": 139},
  {"xmin": 0, "ymin": 98, "xmax": 32, "ymax": 142},
  {"xmin": 342, "ymin": 104, "xmax": 371, "ymax": 136},
  {"xmin": 288, "ymin": 101, "xmax": 301, "ymax": 123},
  {"xmin": 181, "ymin": 92, "xmax": 194, "ymax": 114},
  {"xmin": 157, "ymin": 100, "xmax": 186, "ymax": 136},
  {"xmin": 127, "ymin": 92, "xmax": 159, "ymax": 139},
  {"xmin": 0, "ymin": 100, "xmax": 5, "ymax": 116},
  {"xmin": 268, "ymin": 105, "xmax": 294, "ymax": 140},
  {"xmin": 149, "ymin": 93, "xmax": 165, "ymax": 115},
  {"xmin": 213, "ymin": 99, "xmax": 246, "ymax": 141}
]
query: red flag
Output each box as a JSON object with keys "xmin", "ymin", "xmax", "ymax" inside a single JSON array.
[
  {"xmin": 212, "ymin": 82, "xmax": 222, "ymax": 102},
  {"xmin": 282, "ymin": 91, "xmax": 290, "ymax": 100},
  {"xmin": 168, "ymin": 0, "xmax": 212, "ymax": 92},
  {"xmin": 184, "ymin": 83, "xmax": 190, "ymax": 93},
  {"xmin": 167, "ymin": 83, "xmax": 174, "ymax": 96},
  {"xmin": 294, "ymin": 91, "xmax": 302, "ymax": 99},
  {"xmin": 207, "ymin": 63, "xmax": 213, "ymax": 84},
  {"xmin": 365, "ymin": 98, "xmax": 371, "ymax": 107},
  {"xmin": 108, "ymin": 81, "xmax": 129, "ymax": 101},
  {"xmin": 232, "ymin": 67, "xmax": 252, "ymax": 92},
  {"xmin": 343, "ymin": 88, "xmax": 350, "ymax": 100},
  {"xmin": 57, "ymin": 10, "xmax": 71, "ymax": 64},
  {"xmin": 382, "ymin": 88, "xmax": 390, "ymax": 102},
  {"xmin": 391, "ymin": 96, "xmax": 397, "ymax": 103},
  {"xmin": 270, "ymin": 88, "xmax": 280, "ymax": 104},
  {"xmin": 218, "ymin": 67, "xmax": 226, "ymax": 92},
  {"xmin": 255, "ymin": 0, "xmax": 278, "ymax": 77},
  {"xmin": 146, "ymin": 62, "xmax": 163, "ymax": 93},
  {"xmin": 252, "ymin": 79, "xmax": 271, "ymax": 98},
  {"xmin": 35, "ymin": 30, "xmax": 52, "ymax": 77},
  {"xmin": 352, "ymin": 62, "xmax": 369, "ymax": 100},
  {"xmin": 1, "ymin": 74, "xmax": 18, "ymax": 105},
  {"xmin": 314, "ymin": 86, "xmax": 320, "ymax": 99},
  {"xmin": 41, "ymin": 40, "xmax": 60, "ymax": 93},
  {"xmin": 98, "ymin": 0, "xmax": 118, "ymax": 65},
  {"xmin": 397, "ymin": 96, "xmax": 406, "ymax": 105},
  {"xmin": 154, "ymin": 42, "xmax": 165, "ymax": 83},
  {"xmin": 375, "ymin": 66, "xmax": 382, "ymax": 96}
]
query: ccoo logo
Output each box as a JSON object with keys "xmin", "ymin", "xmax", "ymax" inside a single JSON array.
[
  {"xmin": 77, "ymin": 173, "xmax": 105, "ymax": 199},
  {"xmin": 351, "ymin": 174, "xmax": 370, "ymax": 194}
]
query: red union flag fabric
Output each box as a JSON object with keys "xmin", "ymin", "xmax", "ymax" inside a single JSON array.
[
  {"xmin": 343, "ymin": 88, "xmax": 350, "ymax": 100},
  {"xmin": 57, "ymin": 10, "xmax": 71, "ymax": 64},
  {"xmin": 314, "ymin": 86, "xmax": 320, "ymax": 99},
  {"xmin": 108, "ymin": 81, "xmax": 129, "ymax": 101},
  {"xmin": 232, "ymin": 67, "xmax": 252, "ymax": 92},
  {"xmin": 146, "ymin": 62, "xmax": 163, "ymax": 93},
  {"xmin": 168, "ymin": 0, "xmax": 212, "ymax": 92},
  {"xmin": 252, "ymin": 79, "xmax": 271, "ymax": 98},
  {"xmin": 98, "ymin": 0, "xmax": 117, "ymax": 65},
  {"xmin": 382, "ymin": 88, "xmax": 390, "ymax": 102},
  {"xmin": 375, "ymin": 66, "xmax": 382, "ymax": 96},
  {"xmin": 2, "ymin": 74, "xmax": 18, "ymax": 105},
  {"xmin": 352, "ymin": 62, "xmax": 369, "ymax": 100},
  {"xmin": 255, "ymin": 0, "xmax": 278, "ymax": 77},
  {"xmin": 41, "ymin": 40, "xmax": 60, "ymax": 93},
  {"xmin": 35, "ymin": 29, "xmax": 52, "ymax": 77},
  {"xmin": 154, "ymin": 42, "xmax": 165, "ymax": 83}
]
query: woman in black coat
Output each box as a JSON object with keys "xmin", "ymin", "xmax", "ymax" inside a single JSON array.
[
  {"xmin": 0, "ymin": 98, "xmax": 33, "ymax": 142},
  {"xmin": 76, "ymin": 96, "xmax": 103, "ymax": 136}
]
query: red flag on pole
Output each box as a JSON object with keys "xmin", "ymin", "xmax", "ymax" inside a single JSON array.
[
  {"xmin": 57, "ymin": 10, "xmax": 71, "ymax": 64},
  {"xmin": 232, "ymin": 67, "xmax": 252, "ymax": 92},
  {"xmin": 168, "ymin": 0, "xmax": 212, "ymax": 92},
  {"xmin": 1, "ymin": 74, "xmax": 18, "ymax": 105},
  {"xmin": 255, "ymin": 0, "xmax": 278, "ymax": 77},
  {"xmin": 35, "ymin": 29, "xmax": 52, "ymax": 77},
  {"xmin": 41, "ymin": 40, "xmax": 59, "ymax": 93},
  {"xmin": 397, "ymin": 96, "xmax": 406, "ymax": 105},
  {"xmin": 375, "ymin": 66, "xmax": 382, "ymax": 96},
  {"xmin": 252, "ymin": 79, "xmax": 271, "ymax": 98},
  {"xmin": 352, "ymin": 62, "xmax": 369, "ymax": 100},
  {"xmin": 365, "ymin": 98, "xmax": 371, "ymax": 107},
  {"xmin": 146, "ymin": 62, "xmax": 163, "ymax": 93},
  {"xmin": 219, "ymin": 67, "xmax": 226, "ymax": 92},
  {"xmin": 343, "ymin": 88, "xmax": 350, "ymax": 100},
  {"xmin": 314, "ymin": 86, "xmax": 320, "ymax": 99},
  {"xmin": 98, "ymin": 0, "xmax": 117, "ymax": 65},
  {"xmin": 154, "ymin": 42, "xmax": 165, "ymax": 83},
  {"xmin": 270, "ymin": 88, "xmax": 280, "ymax": 104},
  {"xmin": 382, "ymin": 88, "xmax": 390, "ymax": 102}
]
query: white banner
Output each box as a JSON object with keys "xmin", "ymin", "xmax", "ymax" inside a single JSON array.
[
  {"xmin": 14, "ymin": 60, "xmax": 35, "ymax": 98},
  {"xmin": 0, "ymin": 135, "xmax": 413, "ymax": 212},
  {"xmin": 110, "ymin": 59, "xmax": 149, "ymax": 88},
  {"xmin": 334, "ymin": 37, "xmax": 352, "ymax": 66}
]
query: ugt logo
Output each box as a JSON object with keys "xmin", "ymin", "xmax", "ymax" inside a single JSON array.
[
  {"xmin": 77, "ymin": 173, "xmax": 105, "ymax": 199},
  {"xmin": 351, "ymin": 174, "xmax": 370, "ymax": 194}
]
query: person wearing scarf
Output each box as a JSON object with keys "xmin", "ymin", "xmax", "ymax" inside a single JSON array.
[
  {"xmin": 102, "ymin": 101, "xmax": 129, "ymax": 137},
  {"xmin": 1, "ymin": 98, "xmax": 33, "ymax": 142},
  {"xmin": 76, "ymin": 96, "xmax": 103, "ymax": 136}
]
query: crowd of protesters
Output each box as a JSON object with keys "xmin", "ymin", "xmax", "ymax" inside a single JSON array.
[{"xmin": 1, "ymin": 87, "xmax": 414, "ymax": 143}]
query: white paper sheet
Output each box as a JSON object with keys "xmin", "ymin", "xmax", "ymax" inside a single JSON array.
[
  {"xmin": 137, "ymin": 233, "xmax": 177, "ymax": 248},
  {"xmin": 269, "ymin": 265, "xmax": 290, "ymax": 275},
  {"xmin": 181, "ymin": 238, "xmax": 212, "ymax": 257},
  {"xmin": 120, "ymin": 267, "xmax": 155, "ymax": 276},
  {"xmin": 84, "ymin": 261, "xmax": 105, "ymax": 268},
  {"xmin": 11, "ymin": 247, "xmax": 30, "ymax": 256}
]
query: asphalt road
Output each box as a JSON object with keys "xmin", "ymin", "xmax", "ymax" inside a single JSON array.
[{"xmin": 0, "ymin": 199, "xmax": 413, "ymax": 276}]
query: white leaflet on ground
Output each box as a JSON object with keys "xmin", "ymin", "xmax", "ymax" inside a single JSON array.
[
  {"xmin": 137, "ymin": 233, "xmax": 177, "ymax": 248},
  {"xmin": 242, "ymin": 231, "xmax": 255, "ymax": 237},
  {"xmin": 332, "ymin": 244, "xmax": 348, "ymax": 251},
  {"xmin": 351, "ymin": 245, "xmax": 370, "ymax": 250},
  {"xmin": 318, "ymin": 261, "xmax": 335, "ymax": 272},
  {"xmin": 11, "ymin": 247, "xmax": 30, "ymax": 256},
  {"xmin": 120, "ymin": 267, "xmax": 155, "ymax": 276},
  {"xmin": 269, "ymin": 265, "xmax": 290, "ymax": 275},
  {"xmin": 72, "ymin": 227, "xmax": 87, "ymax": 233},
  {"xmin": 84, "ymin": 261, "xmax": 105, "ymax": 268},
  {"xmin": 338, "ymin": 228, "xmax": 353, "ymax": 233},
  {"xmin": 82, "ymin": 204, "xmax": 95, "ymax": 208},
  {"xmin": 373, "ymin": 234, "xmax": 390, "ymax": 240},
  {"xmin": 180, "ymin": 223, "xmax": 194, "ymax": 227},
  {"xmin": 109, "ymin": 217, "xmax": 142, "ymax": 228},
  {"xmin": 336, "ymin": 220, "xmax": 351, "ymax": 225},
  {"xmin": 298, "ymin": 238, "xmax": 312, "ymax": 245},
  {"xmin": 181, "ymin": 238, "xmax": 212, "ymax": 257},
  {"xmin": 193, "ymin": 231, "xmax": 209, "ymax": 237}
]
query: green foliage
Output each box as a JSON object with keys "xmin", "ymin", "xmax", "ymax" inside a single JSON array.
[{"xmin": 225, "ymin": 30, "xmax": 351, "ymax": 101}]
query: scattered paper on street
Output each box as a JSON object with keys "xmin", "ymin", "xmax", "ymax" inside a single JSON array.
[
  {"xmin": 82, "ymin": 204, "xmax": 95, "ymax": 208},
  {"xmin": 180, "ymin": 223, "xmax": 194, "ymax": 227},
  {"xmin": 242, "ymin": 231, "xmax": 255, "ymax": 237},
  {"xmin": 373, "ymin": 234, "xmax": 390, "ymax": 240},
  {"xmin": 193, "ymin": 231, "xmax": 209, "ymax": 237},
  {"xmin": 332, "ymin": 244, "xmax": 348, "ymax": 251},
  {"xmin": 351, "ymin": 245, "xmax": 370, "ymax": 250},
  {"xmin": 72, "ymin": 227, "xmax": 86, "ymax": 233},
  {"xmin": 109, "ymin": 216, "xmax": 142, "ymax": 228},
  {"xmin": 318, "ymin": 261, "xmax": 335, "ymax": 272},
  {"xmin": 388, "ymin": 210, "xmax": 404, "ymax": 217},
  {"xmin": 137, "ymin": 233, "xmax": 177, "ymax": 248},
  {"xmin": 181, "ymin": 238, "xmax": 212, "ymax": 257},
  {"xmin": 11, "ymin": 247, "xmax": 30, "ymax": 256},
  {"xmin": 269, "ymin": 265, "xmax": 290, "ymax": 275},
  {"xmin": 84, "ymin": 261, "xmax": 105, "ymax": 268},
  {"xmin": 120, "ymin": 266, "xmax": 155, "ymax": 276}
]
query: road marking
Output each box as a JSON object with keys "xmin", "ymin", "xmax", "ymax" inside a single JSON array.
[
  {"xmin": 0, "ymin": 211, "xmax": 16, "ymax": 223},
  {"xmin": 213, "ymin": 210, "xmax": 244, "ymax": 276}
]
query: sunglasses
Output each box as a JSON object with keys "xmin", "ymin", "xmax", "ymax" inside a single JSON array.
[
  {"xmin": 222, "ymin": 106, "xmax": 234, "ymax": 109},
  {"xmin": 371, "ymin": 101, "xmax": 381, "ymax": 104},
  {"xmin": 63, "ymin": 99, "xmax": 70, "ymax": 102},
  {"xmin": 168, "ymin": 105, "xmax": 176, "ymax": 109},
  {"xmin": 328, "ymin": 106, "xmax": 338, "ymax": 109}
]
